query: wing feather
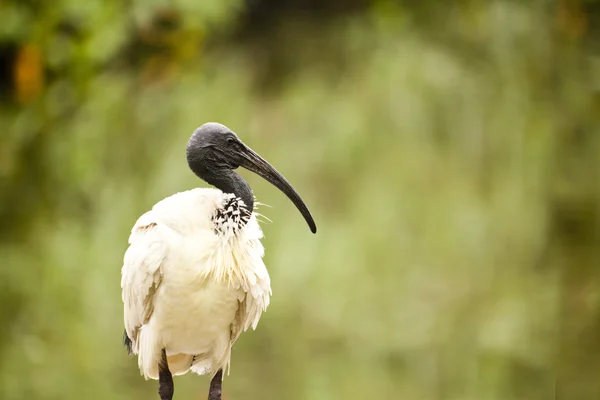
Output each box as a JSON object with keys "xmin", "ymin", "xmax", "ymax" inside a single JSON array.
[{"xmin": 121, "ymin": 211, "xmax": 168, "ymax": 354}]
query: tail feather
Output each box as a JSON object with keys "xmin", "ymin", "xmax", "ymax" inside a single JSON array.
[
  {"xmin": 137, "ymin": 325, "xmax": 161, "ymax": 380},
  {"xmin": 123, "ymin": 330, "xmax": 134, "ymax": 355},
  {"xmin": 190, "ymin": 333, "xmax": 232, "ymax": 379},
  {"xmin": 190, "ymin": 354, "xmax": 214, "ymax": 376}
]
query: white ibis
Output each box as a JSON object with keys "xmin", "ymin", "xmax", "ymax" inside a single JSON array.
[{"xmin": 121, "ymin": 122, "xmax": 316, "ymax": 400}]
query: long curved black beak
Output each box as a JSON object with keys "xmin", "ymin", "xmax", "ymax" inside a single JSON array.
[{"xmin": 238, "ymin": 144, "xmax": 317, "ymax": 233}]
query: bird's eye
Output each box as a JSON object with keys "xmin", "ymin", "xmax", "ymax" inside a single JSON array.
[{"xmin": 227, "ymin": 137, "xmax": 236, "ymax": 145}]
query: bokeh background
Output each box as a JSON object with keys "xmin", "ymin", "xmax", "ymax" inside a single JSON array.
[{"xmin": 1, "ymin": 1, "xmax": 599, "ymax": 399}]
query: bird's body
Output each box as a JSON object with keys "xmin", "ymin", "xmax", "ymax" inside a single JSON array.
[
  {"xmin": 120, "ymin": 123, "xmax": 316, "ymax": 400},
  {"xmin": 122, "ymin": 188, "xmax": 270, "ymax": 380}
]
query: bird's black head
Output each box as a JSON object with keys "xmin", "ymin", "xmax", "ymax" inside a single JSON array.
[
  {"xmin": 186, "ymin": 122, "xmax": 244, "ymax": 172},
  {"xmin": 186, "ymin": 122, "xmax": 317, "ymax": 233}
]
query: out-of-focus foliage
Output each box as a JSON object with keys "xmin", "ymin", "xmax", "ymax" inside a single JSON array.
[{"xmin": 1, "ymin": 1, "xmax": 599, "ymax": 399}]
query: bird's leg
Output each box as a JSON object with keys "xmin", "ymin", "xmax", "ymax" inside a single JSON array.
[
  {"xmin": 208, "ymin": 369, "xmax": 223, "ymax": 400},
  {"xmin": 158, "ymin": 349, "xmax": 174, "ymax": 400}
]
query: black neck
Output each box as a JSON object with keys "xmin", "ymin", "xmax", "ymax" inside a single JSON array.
[{"xmin": 201, "ymin": 169, "xmax": 254, "ymax": 213}]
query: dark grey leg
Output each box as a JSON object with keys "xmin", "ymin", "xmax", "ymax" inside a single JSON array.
[
  {"xmin": 158, "ymin": 349, "xmax": 174, "ymax": 400},
  {"xmin": 208, "ymin": 369, "xmax": 223, "ymax": 400}
]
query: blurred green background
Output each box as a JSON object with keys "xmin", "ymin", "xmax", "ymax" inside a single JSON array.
[{"xmin": 1, "ymin": 1, "xmax": 599, "ymax": 399}]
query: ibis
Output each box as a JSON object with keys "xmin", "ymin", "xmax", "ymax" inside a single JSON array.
[{"xmin": 120, "ymin": 122, "xmax": 316, "ymax": 400}]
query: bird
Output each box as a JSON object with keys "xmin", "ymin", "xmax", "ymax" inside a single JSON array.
[{"xmin": 120, "ymin": 122, "xmax": 316, "ymax": 400}]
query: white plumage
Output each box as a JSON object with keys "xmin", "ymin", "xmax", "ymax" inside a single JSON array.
[
  {"xmin": 121, "ymin": 188, "xmax": 271, "ymax": 380},
  {"xmin": 120, "ymin": 122, "xmax": 315, "ymax": 400}
]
